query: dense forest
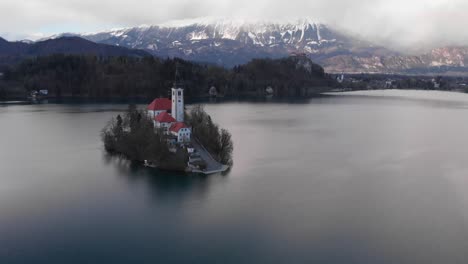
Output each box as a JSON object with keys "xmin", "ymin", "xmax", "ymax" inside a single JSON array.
[{"xmin": 0, "ymin": 54, "xmax": 334, "ymax": 99}]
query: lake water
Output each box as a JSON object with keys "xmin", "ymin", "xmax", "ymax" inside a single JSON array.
[{"xmin": 2, "ymin": 90, "xmax": 468, "ymax": 263}]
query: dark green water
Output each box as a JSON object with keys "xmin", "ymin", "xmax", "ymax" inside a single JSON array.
[{"xmin": 2, "ymin": 90, "xmax": 468, "ymax": 263}]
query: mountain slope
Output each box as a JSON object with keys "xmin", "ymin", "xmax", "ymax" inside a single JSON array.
[
  {"xmin": 11, "ymin": 18, "xmax": 468, "ymax": 75},
  {"xmin": 74, "ymin": 18, "xmax": 393, "ymax": 68},
  {"xmin": 321, "ymin": 46, "xmax": 468, "ymax": 74},
  {"xmin": 69, "ymin": 18, "xmax": 468, "ymax": 74},
  {"xmin": 0, "ymin": 36, "xmax": 150, "ymax": 67},
  {"xmin": 0, "ymin": 37, "xmax": 28, "ymax": 55}
]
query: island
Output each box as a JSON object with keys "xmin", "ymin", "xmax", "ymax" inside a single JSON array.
[{"xmin": 101, "ymin": 85, "xmax": 233, "ymax": 174}]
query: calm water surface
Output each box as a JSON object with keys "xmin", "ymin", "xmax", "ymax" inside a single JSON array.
[{"xmin": 2, "ymin": 90, "xmax": 468, "ymax": 263}]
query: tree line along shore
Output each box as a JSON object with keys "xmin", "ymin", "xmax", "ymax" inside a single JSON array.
[{"xmin": 0, "ymin": 54, "xmax": 333, "ymax": 100}]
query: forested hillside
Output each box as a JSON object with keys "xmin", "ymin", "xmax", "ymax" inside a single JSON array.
[
  {"xmin": 1, "ymin": 54, "xmax": 333, "ymax": 99},
  {"xmin": 0, "ymin": 37, "xmax": 150, "ymax": 68}
]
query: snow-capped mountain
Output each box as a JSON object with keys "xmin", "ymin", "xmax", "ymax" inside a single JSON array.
[
  {"xmin": 35, "ymin": 18, "xmax": 468, "ymax": 74},
  {"xmin": 66, "ymin": 17, "xmax": 391, "ymax": 68}
]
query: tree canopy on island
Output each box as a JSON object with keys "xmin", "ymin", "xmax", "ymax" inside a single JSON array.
[
  {"xmin": 102, "ymin": 105, "xmax": 170, "ymax": 163},
  {"xmin": 186, "ymin": 105, "xmax": 234, "ymax": 166},
  {"xmin": 102, "ymin": 104, "xmax": 234, "ymax": 171}
]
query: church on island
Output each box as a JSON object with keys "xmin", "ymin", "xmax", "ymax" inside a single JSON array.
[{"xmin": 147, "ymin": 87, "xmax": 192, "ymax": 143}]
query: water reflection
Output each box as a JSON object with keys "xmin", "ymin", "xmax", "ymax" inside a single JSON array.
[
  {"xmin": 328, "ymin": 90, "xmax": 468, "ymax": 109},
  {"xmin": 190, "ymin": 95, "xmax": 319, "ymax": 105},
  {"xmin": 102, "ymin": 153, "xmax": 227, "ymax": 203}
]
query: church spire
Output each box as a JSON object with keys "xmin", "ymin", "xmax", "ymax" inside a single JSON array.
[{"xmin": 171, "ymin": 63, "xmax": 184, "ymax": 122}]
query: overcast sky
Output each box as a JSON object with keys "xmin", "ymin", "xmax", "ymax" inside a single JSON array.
[{"xmin": 1, "ymin": 0, "xmax": 467, "ymax": 51}]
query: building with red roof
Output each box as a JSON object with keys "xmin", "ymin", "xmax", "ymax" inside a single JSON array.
[
  {"xmin": 147, "ymin": 90, "xmax": 190, "ymax": 143},
  {"xmin": 169, "ymin": 122, "xmax": 191, "ymax": 143},
  {"xmin": 147, "ymin": 98, "xmax": 172, "ymax": 119},
  {"xmin": 156, "ymin": 112, "xmax": 176, "ymax": 123},
  {"xmin": 154, "ymin": 112, "xmax": 176, "ymax": 131}
]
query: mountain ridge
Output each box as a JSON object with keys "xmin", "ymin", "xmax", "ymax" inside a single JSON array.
[
  {"xmin": 0, "ymin": 36, "xmax": 150, "ymax": 67},
  {"xmin": 6, "ymin": 18, "xmax": 468, "ymax": 75},
  {"xmin": 47, "ymin": 18, "xmax": 392, "ymax": 67},
  {"xmin": 60, "ymin": 17, "xmax": 467, "ymax": 74}
]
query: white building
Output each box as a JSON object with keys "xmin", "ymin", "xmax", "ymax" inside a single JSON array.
[
  {"xmin": 209, "ymin": 86, "xmax": 218, "ymax": 97},
  {"xmin": 336, "ymin": 74, "xmax": 345, "ymax": 83},
  {"xmin": 39, "ymin": 90, "xmax": 48, "ymax": 96},
  {"xmin": 171, "ymin": 87, "xmax": 184, "ymax": 122},
  {"xmin": 169, "ymin": 122, "xmax": 191, "ymax": 143},
  {"xmin": 147, "ymin": 98, "xmax": 172, "ymax": 119}
]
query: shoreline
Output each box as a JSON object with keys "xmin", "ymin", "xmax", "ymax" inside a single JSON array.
[
  {"xmin": 4, "ymin": 89, "xmax": 468, "ymax": 106},
  {"xmin": 324, "ymin": 89, "xmax": 468, "ymax": 102}
]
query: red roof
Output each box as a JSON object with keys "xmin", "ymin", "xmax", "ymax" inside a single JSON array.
[
  {"xmin": 155, "ymin": 112, "xmax": 176, "ymax": 123},
  {"xmin": 169, "ymin": 122, "xmax": 189, "ymax": 133},
  {"xmin": 147, "ymin": 98, "xmax": 171, "ymax": 111}
]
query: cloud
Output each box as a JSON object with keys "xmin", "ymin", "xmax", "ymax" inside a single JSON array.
[{"xmin": 1, "ymin": 0, "xmax": 468, "ymax": 51}]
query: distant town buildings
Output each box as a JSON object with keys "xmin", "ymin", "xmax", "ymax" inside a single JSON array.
[
  {"xmin": 209, "ymin": 86, "xmax": 218, "ymax": 97},
  {"xmin": 331, "ymin": 74, "xmax": 468, "ymax": 91},
  {"xmin": 290, "ymin": 52, "xmax": 307, "ymax": 58},
  {"xmin": 28, "ymin": 89, "xmax": 49, "ymax": 100},
  {"xmin": 385, "ymin": 80, "xmax": 394, "ymax": 89},
  {"xmin": 432, "ymin": 78, "xmax": 441, "ymax": 89},
  {"xmin": 336, "ymin": 74, "xmax": 345, "ymax": 83}
]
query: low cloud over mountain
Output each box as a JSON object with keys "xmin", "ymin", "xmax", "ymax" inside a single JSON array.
[{"xmin": 2, "ymin": 0, "xmax": 468, "ymax": 52}]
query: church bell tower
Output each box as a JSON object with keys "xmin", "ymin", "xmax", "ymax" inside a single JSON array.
[{"xmin": 171, "ymin": 87, "xmax": 184, "ymax": 122}]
